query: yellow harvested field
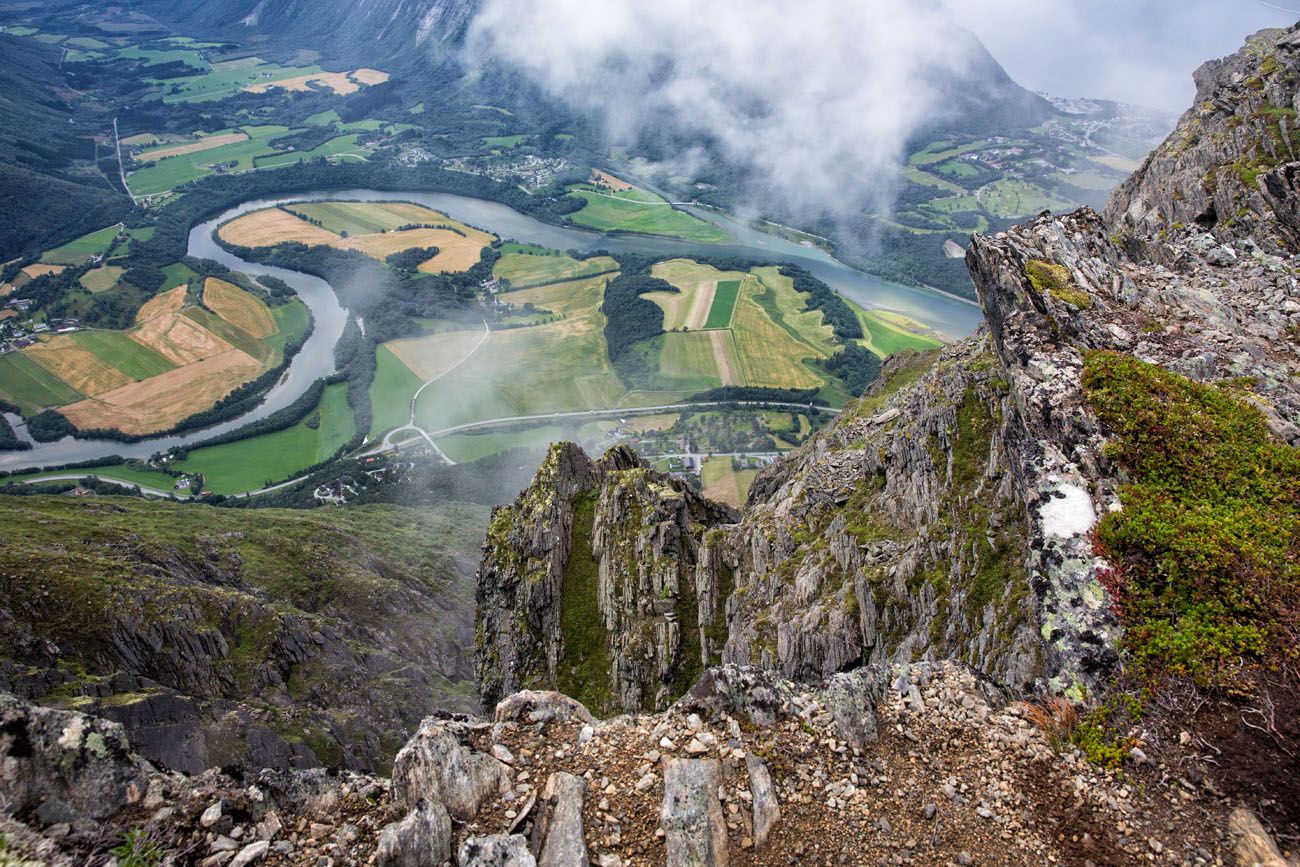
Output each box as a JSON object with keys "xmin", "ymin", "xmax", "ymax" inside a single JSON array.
[
  {"xmin": 505, "ymin": 274, "xmax": 613, "ymax": 319},
  {"xmin": 203, "ymin": 277, "xmax": 276, "ymax": 338},
  {"xmin": 386, "ymin": 329, "xmax": 487, "ymax": 381},
  {"xmin": 731, "ymin": 289, "xmax": 825, "ymax": 389},
  {"xmin": 218, "ymin": 209, "xmax": 341, "ymax": 249},
  {"xmin": 23, "ymin": 334, "xmax": 132, "ymax": 397},
  {"xmin": 130, "ymin": 311, "xmax": 232, "ymax": 366},
  {"xmin": 1091, "ymin": 154, "xmax": 1140, "ymax": 172},
  {"xmin": 590, "ymin": 169, "xmax": 633, "ymax": 191},
  {"xmin": 245, "ymin": 67, "xmax": 388, "ymax": 96},
  {"xmin": 137, "ymin": 132, "xmax": 249, "ymax": 162},
  {"xmin": 60, "ymin": 350, "xmax": 264, "ymax": 435},
  {"xmin": 21, "ymin": 264, "xmax": 64, "ymax": 280},
  {"xmin": 0, "ymin": 309, "xmax": 16, "ymax": 320},
  {"xmin": 649, "ymin": 259, "xmax": 748, "ymax": 330},
  {"xmin": 346, "ymin": 228, "xmax": 465, "ymax": 259},
  {"xmin": 623, "ymin": 413, "xmax": 680, "ymax": 434},
  {"xmin": 350, "ymin": 68, "xmax": 389, "ymax": 86},
  {"xmin": 136, "ymin": 286, "xmax": 188, "ymax": 324}
]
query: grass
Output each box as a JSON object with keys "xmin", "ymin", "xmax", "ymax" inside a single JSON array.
[
  {"xmin": 305, "ymin": 109, "xmax": 341, "ymax": 126},
  {"xmin": 253, "ymin": 134, "xmax": 369, "ymax": 169},
  {"xmin": 1082, "ymin": 351, "xmax": 1299, "ymax": 689},
  {"xmin": 494, "ymin": 252, "xmax": 618, "ymax": 288},
  {"xmin": 66, "ymin": 331, "xmax": 175, "ymax": 380},
  {"xmin": 704, "ymin": 279, "xmax": 741, "ymax": 329},
  {"xmin": 369, "ymin": 345, "xmax": 424, "ymax": 438},
  {"xmin": 79, "ymin": 265, "xmax": 125, "ymax": 293},
  {"xmin": 483, "ymin": 135, "xmax": 526, "ymax": 148},
  {"xmin": 263, "ymin": 301, "xmax": 310, "ymax": 359},
  {"xmin": 858, "ymin": 309, "xmax": 943, "ymax": 357},
  {"xmin": 118, "ymin": 45, "xmax": 208, "ymax": 69},
  {"xmin": 1026, "ymin": 260, "xmax": 1091, "ymax": 309},
  {"xmin": 566, "ymin": 186, "xmax": 730, "ymax": 243},
  {"xmin": 286, "ymin": 200, "xmax": 421, "ymax": 236},
  {"xmin": 438, "ymin": 425, "xmax": 571, "ymax": 463},
  {"xmin": 653, "ymin": 332, "xmax": 728, "ymax": 391},
  {"xmin": 701, "ymin": 459, "xmax": 758, "ymax": 508},
  {"xmin": 41, "ymin": 225, "xmax": 121, "ymax": 265},
  {"xmin": 908, "ymin": 139, "xmax": 989, "ymax": 166},
  {"xmin": 980, "ymin": 179, "xmax": 1074, "ymax": 219},
  {"xmin": 555, "ymin": 492, "xmax": 614, "ymax": 714},
  {"xmin": 161, "ymin": 262, "xmax": 199, "ymax": 290},
  {"xmin": 127, "ymin": 125, "xmax": 296, "ymax": 195},
  {"xmin": 0, "ymin": 352, "xmax": 84, "ymax": 413},
  {"xmin": 1, "ymin": 462, "xmax": 179, "ymax": 492},
  {"xmin": 174, "ymin": 382, "xmax": 354, "ymax": 494},
  {"xmin": 155, "ymin": 60, "xmax": 320, "ymax": 104}
]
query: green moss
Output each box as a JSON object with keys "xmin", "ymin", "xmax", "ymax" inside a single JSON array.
[
  {"xmin": 1025, "ymin": 260, "xmax": 1091, "ymax": 309},
  {"xmin": 1082, "ymin": 351, "xmax": 1300, "ymax": 689},
  {"xmin": 555, "ymin": 492, "xmax": 614, "ymax": 714}
]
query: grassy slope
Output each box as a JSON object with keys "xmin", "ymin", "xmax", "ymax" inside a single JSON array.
[
  {"xmin": 566, "ymin": 187, "xmax": 730, "ymax": 243},
  {"xmin": 369, "ymin": 344, "xmax": 424, "ymax": 438}
]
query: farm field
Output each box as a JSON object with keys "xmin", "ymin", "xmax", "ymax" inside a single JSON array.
[
  {"xmin": 705, "ymin": 279, "xmax": 741, "ymax": 329},
  {"xmin": 858, "ymin": 308, "xmax": 944, "ymax": 357},
  {"xmin": 79, "ymin": 265, "xmax": 125, "ymax": 293},
  {"xmin": 493, "ymin": 252, "xmax": 618, "ymax": 288},
  {"xmin": 412, "ymin": 274, "xmax": 630, "ymax": 432},
  {"xmin": 701, "ymin": 459, "xmax": 758, "ymax": 508},
  {"xmin": 252, "ymin": 134, "xmax": 371, "ymax": 168},
  {"xmin": 651, "ymin": 331, "xmax": 733, "ymax": 391},
  {"xmin": 978, "ymin": 179, "xmax": 1075, "ymax": 219},
  {"xmin": 218, "ymin": 202, "xmax": 495, "ymax": 274},
  {"xmin": 0, "ymin": 352, "xmax": 84, "ymax": 414},
  {"xmin": 204, "ymin": 277, "xmax": 276, "ymax": 338},
  {"xmin": 40, "ymin": 225, "xmax": 122, "ymax": 265},
  {"xmin": 136, "ymin": 132, "xmax": 250, "ymax": 162},
  {"xmin": 155, "ymin": 59, "xmax": 321, "ymax": 103},
  {"xmin": 127, "ymin": 125, "xmax": 298, "ymax": 195},
  {"xmin": 369, "ymin": 345, "xmax": 425, "ymax": 438},
  {"xmin": 161, "ymin": 263, "xmax": 199, "ymax": 289},
  {"xmin": 0, "ymin": 462, "xmax": 182, "ymax": 493},
  {"xmin": 173, "ymin": 382, "xmax": 355, "ymax": 494},
  {"xmin": 647, "ymin": 259, "xmax": 746, "ymax": 331},
  {"xmin": 565, "ymin": 184, "xmax": 730, "ymax": 243},
  {"xmin": 244, "ymin": 67, "xmax": 389, "ymax": 96}
]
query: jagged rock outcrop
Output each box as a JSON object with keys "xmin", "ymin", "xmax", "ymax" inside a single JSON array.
[
  {"xmin": 1108, "ymin": 25, "xmax": 1300, "ymax": 255},
  {"xmin": 476, "ymin": 445, "xmax": 737, "ymax": 716}
]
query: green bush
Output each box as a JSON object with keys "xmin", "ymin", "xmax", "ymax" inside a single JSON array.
[{"xmin": 1082, "ymin": 351, "xmax": 1299, "ymax": 689}]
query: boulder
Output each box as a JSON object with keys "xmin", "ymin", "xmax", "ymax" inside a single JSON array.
[
  {"xmin": 535, "ymin": 772, "xmax": 587, "ymax": 867},
  {"xmin": 391, "ymin": 720, "xmax": 511, "ymax": 821},
  {"xmin": 745, "ymin": 755, "xmax": 779, "ymax": 850},
  {"xmin": 494, "ymin": 692, "xmax": 595, "ymax": 727},
  {"xmin": 376, "ymin": 803, "xmax": 452, "ymax": 867},
  {"xmin": 458, "ymin": 834, "xmax": 537, "ymax": 866},
  {"xmin": 660, "ymin": 759, "xmax": 728, "ymax": 867}
]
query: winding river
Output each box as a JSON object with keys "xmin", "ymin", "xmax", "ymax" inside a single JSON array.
[{"xmin": 0, "ymin": 189, "xmax": 983, "ymax": 472}]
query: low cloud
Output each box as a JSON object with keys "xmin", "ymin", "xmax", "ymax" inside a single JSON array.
[{"xmin": 465, "ymin": 0, "xmax": 993, "ymax": 216}]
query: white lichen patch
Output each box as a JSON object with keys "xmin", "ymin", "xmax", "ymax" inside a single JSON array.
[{"xmin": 1040, "ymin": 484, "xmax": 1096, "ymax": 539}]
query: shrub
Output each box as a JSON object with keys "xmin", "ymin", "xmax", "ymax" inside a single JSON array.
[{"xmin": 1082, "ymin": 351, "xmax": 1299, "ymax": 690}]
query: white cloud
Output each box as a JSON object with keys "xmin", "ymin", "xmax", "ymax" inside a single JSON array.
[
  {"xmin": 947, "ymin": 0, "xmax": 1293, "ymax": 109},
  {"xmin": 465, "ymin": 0, "xmax": 993, "ymax": 215}
]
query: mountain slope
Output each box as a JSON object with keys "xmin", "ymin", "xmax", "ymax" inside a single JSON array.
[{"xmin": 0, "ymin": 495, "xmax": 487, "ymax": 774}]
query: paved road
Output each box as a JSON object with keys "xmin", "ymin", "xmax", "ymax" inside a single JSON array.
[
  {"xmin": 361, "ymin": 400, "xmax": 841, "ymax": 459},
  {"xmin": 2, "ymin": 473, "xmax": 189, "ymax": 499},
  {"xmin": 113, "ymin": 118, "xmax": 138, "ymax": 205}
]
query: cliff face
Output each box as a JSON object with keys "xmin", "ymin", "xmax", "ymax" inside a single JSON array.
[{"xmin": 476, "ymin": 445, "xmax": 737, "ymax": 717}]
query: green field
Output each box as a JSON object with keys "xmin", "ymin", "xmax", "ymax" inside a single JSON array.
[
  {"xmin": 155, "ymin": 60, "xmax": 320, "ymax": 104},
  {"xmin": 852, "ymin": 306, "xmax": 944, "ymax": 358},
  {"xmin": 1, "ymin": 461, "xmax": 180, "ymax": 492},
  {"xmin": 67, "ymin": 331, "xmax": 176, "ymax": 380},
  {"xmin": 119, "ymin": 45, "xmax": 208, "ymax": 68},
  {"xmin": 41, "ymin": 225, "xmax": 121, "ymax": 265},
  {"xmin": 369, "ymin": 345, "xmax": 424, "ymax": 438},
  {"xmin": 65, "ymin": 36, "xmax": 111, "ymax": 49},
  {"xmin": 438, "ymin": 424, "xmax": 569, "ymax": 463},
  {"xmin": 161, "ymin": 262, "xmax": 199, "ymax": 290},
  {"xmin": 908, "ymin": 139, "xmax": 990, "ymax": 166},
  {"xmin": 704, "ymin": 279, "xmax": 741, "ymax": 329},
  {"xmin": 263, "ymin": 301, "xmax": 311, "ymax": 358},
  {"xmin": 979, "ymin": 179, "xmax": 1075, "ymax": 219},
  {"xmin": 174, "ymin": 382, "xmax": 354, "ymax": 494},
  {"xmin": 288, "ymin": 201, "xmax": 414, "ymax": 236},
  {"xmin": 494, "ymin": 252, "xmax": 618, "ymax": 288},
  {"xmin": 652, "ymin": 332, "xmax": 727, "ymax": 391},
  {"xmin": 253, "ymin": 134, "xmax": 368, "ymax": 168},
  {"xmin": 306, "ymin": 108, "xmax": 342, "ymax": 126},
  {"xmin": 483, "ymin": 135, "xmax": 526, "ymax": 148},
  {"xmin": 566, "ymin": 186, "xmax": 730, "ymax": 243},
  {"xmin": 128, "ymin": 125, "xmax": 296, "ymax": 195},
  {"xmin": 0, "ymin": 352, "xmax": 84, "ymax": 414}
]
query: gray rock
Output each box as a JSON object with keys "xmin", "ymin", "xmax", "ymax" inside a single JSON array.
[
  {"xmin": 745, "ymin": 755, "xmax": 780, "ymax": 850},
  {"xmin": 458, "ymin": 834, "xmax": 537, "ymax": 867},
  {"xmin": 376, "ymin": 804, "xmax": 452, "ymax": 867},
  {"xmin": 536, "ymin": 772, "xmax": 587, "ymax": 867},
  {"xmin": 818, "ymin": 669, "xmax": 889, "ymax": 749},
  {"xmin": 391, "ymin": 720, "xmax": 511, "ymax": 821},
  {"xmin": 494, "ymin": 691, "xmax": 595, "ymax": 727},
  {"xmin": 228, "ymin": 840, "xmax": 270, "ymax": 867},
  {"xmin": 660, "ymin": 759, "xmax": 728, "ymax": 867}
]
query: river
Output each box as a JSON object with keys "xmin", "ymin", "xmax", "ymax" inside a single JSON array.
[{"xmin": 0, "ymin": 188, "xmax": 983, "ymax": 472}]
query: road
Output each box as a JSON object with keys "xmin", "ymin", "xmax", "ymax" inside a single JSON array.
[
  {"xmin": 377, "ymin": 320, "xmax": 491, "ymax": 465},
  {"xmin": 112, "ymin": 118, "xmax": 138, "ymax": 206},
  {"xmin": 2, "ymin": 473, "xmax": 189, "ymax": 499},
  {"xmin": 361, "ymin": 400, "xmax": 841, "ymax": 459}
]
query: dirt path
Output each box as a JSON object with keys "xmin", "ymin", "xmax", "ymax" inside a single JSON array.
[
  {"xmin": 710, "ymin": 329, "xmax": 739, "ymax": 385},
  {"xmin": 684, "ymin": 280, "xmax": 717, "ymax": 331}
]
